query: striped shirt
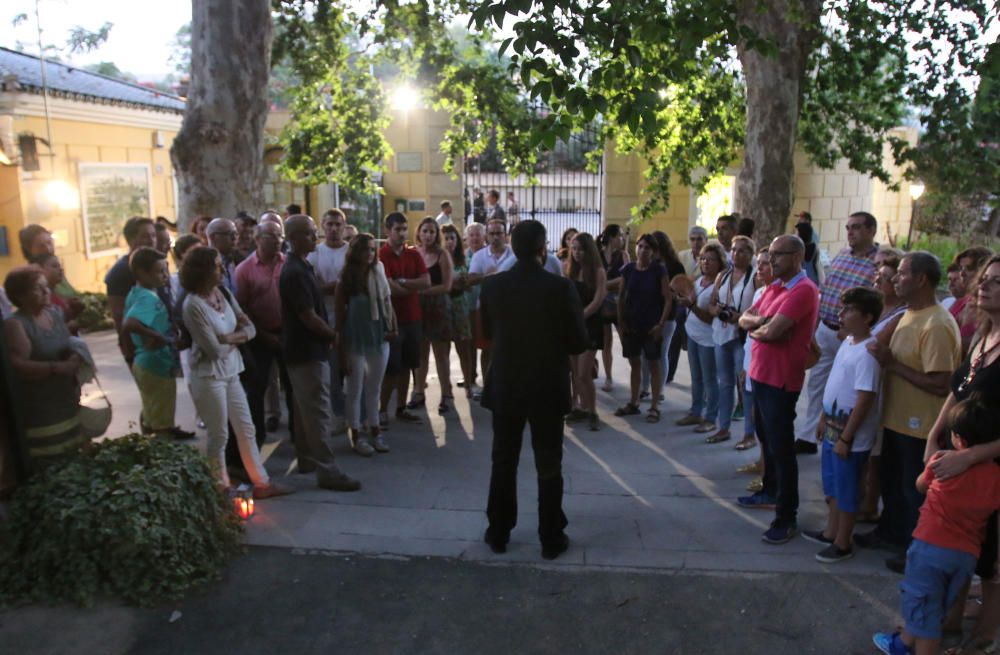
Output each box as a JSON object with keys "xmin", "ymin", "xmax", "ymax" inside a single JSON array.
[{"xmin": 818, "ymin": 244, "xmax": 879, "ymax": 327}]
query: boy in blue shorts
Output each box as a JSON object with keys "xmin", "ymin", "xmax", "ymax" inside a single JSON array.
[
  {"xmin": 123, "ymin": 247, "xmax": 193, "ymax": 440},
  {"xmin": 804, "ymin": 287, "xmax": 883, "ymax": 563},
  {"xmin": 874, "ymin": 397, "xmax": 1000, "ymax": 655}
]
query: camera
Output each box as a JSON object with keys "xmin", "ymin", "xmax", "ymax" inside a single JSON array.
[{"xmin": 717, "ymin": 304, "xmax": 737, "ymax": 323}]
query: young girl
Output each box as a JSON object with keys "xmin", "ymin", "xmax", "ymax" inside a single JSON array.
[
  {"xmin": 567, "ymin": 232, "xmax": 608, "ymax": 431},
  {"xmin": 411, "ymin": 217, "xmax": 455, "ymax": 414},
  {"xmin": 335, "ymin": 234, "xmax": 397, "ymax": 455}
]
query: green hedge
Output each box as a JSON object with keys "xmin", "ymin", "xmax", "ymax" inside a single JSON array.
[
  {"xmin": 75, "ymin": 291, "xmax": 114, "ymax": 332},
  {"xmin": 0, "ymin": 435, "xmax": 243, "ymax": 607}
]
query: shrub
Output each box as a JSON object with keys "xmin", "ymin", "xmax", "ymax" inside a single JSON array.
[
  {"xmin": 76, "ymin": 291, "xmax": 114, "ymax": 332},
  {"xmin": 0, "ymin": 434, "xmax": 243, "ymax": 607}
]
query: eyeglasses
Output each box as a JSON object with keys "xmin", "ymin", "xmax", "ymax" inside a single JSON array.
[
  {"xmin": 487, "ymin": 231, "xmax": 505, "ymax": 236},
  {"xmin": 769, "ymin": 250, "xmax": 797, "ymax": 258}
]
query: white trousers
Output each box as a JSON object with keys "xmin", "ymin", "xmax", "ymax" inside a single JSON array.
[
  {"xmin": 798, "ymin": 321, "xmax": 843, "ymax": 443},
  {"xmin": 345, "ymin": 345, "xmax": 390, "ymax": 430},
  {"xmin": 190, "ymin": 374, "xmax": 269, "ymax": 487}
]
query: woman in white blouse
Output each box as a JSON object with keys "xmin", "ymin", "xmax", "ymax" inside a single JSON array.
[{"xmin": 180, "ymin": 247, "xmax": 291, "ymax": 498}]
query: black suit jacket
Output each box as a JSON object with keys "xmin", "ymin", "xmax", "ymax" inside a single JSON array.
[{"xmin": 480, "ymin": 259, "xmax": 589, "ymax": 417}]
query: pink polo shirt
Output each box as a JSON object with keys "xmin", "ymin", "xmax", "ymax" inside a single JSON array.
[
  {"xmin": 748, "ymin": 271, "xmax": 819, "ymax": 392},
  {"xmin": 235, "ymin": 251, "xmax": 285, "ymax": 332}
]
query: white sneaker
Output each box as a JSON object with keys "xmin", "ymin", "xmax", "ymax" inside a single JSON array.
[
  {"xmin": 351, "ymin": 437, "xmax": 375, "ymax": 457},
  {"xmin": 371, "ymin": 435, "xmax": 390, "ymax": 453}
]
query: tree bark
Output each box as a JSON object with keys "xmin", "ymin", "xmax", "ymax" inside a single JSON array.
[
  {"xmin": 170, "ymin": 0, "xmax": 272, "ymax": 230},
  {"xmin": 735, "ymin": 0, "xmax": 822, "ymax": 244}
]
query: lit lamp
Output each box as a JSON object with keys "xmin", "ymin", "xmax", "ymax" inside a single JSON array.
[
  {"xmin": 905, "ymin": 181, "xmax": 925, "ymax": 249},
  {"xmin": 43, "ymin": 180, "xmax": 80, "ymax": 211},
  {"xmin": 230, "ymin": 484, "xmax": 255, "ymax": 520},
  {"xmin": 390, "ymin": 84, "xmax": 417, "ymax": 114}
]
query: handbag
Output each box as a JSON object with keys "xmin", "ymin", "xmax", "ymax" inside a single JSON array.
[{"xmin": 79, "ymin": 375, "xmax": 113, "ymax": 439}]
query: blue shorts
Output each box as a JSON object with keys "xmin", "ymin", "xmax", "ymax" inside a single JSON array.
[
  {"xmin": 820, "ymin": 440, "xmax": 870, "ymax": 513},
  {"xmin": 901, "ymin": 539, "xmax": 977, "ymax": 639},
  {"xmin": 621, "ymin": 329, "xmax": 662, "ymax": 361}
]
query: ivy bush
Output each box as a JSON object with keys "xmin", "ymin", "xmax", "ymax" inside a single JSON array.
[
  {"xmin": 0, "ymin": 434, "xmax": 243, "ymax": 607},
  {"xmin": 75, "ymin": 291, "xmax": 114, "ymax": 332}
]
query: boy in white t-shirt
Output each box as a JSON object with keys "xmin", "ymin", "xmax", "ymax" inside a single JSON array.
[{"xmin": 804, "ymin": 286, "xmax": 884, "ymax": 563}]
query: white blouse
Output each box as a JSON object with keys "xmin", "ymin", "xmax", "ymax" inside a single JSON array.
[
  {"xmin": 686, "ymin": 276, "xmax": 716, "ymax": 348},
  {"xmin": 182, "ymin": 292, "xmax": 256, "ymax": 380},
  {"xmin": 712, "ymin": 267, "xmax": 755, "ymax": 345}
]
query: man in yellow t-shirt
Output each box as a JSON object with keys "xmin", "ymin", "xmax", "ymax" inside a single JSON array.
[{"xmin": 857, "ymin": 252, "xmax": 961, "ymax": 573}]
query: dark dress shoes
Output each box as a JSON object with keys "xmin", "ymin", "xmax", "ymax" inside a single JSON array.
[
  {"xmin": 484, "ymin": 528, "xmax": 508, "ymax": 554},
  {"xmin": 541, "ymin": 533, "xmax": 570, "ymax": 560}
]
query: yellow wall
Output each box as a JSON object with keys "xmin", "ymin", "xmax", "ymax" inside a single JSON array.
[{"xmin": 1, "ymin": 114, "xmax": 177, "ymax": 292}]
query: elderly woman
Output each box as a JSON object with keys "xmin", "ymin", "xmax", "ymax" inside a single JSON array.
[
  {"xmin": 3, "ymin": 266, "xmax": 86, "ymax": 465},
  {"xmin": 180, "ymin": 247, "xmax": 292, "ymax": 498}
]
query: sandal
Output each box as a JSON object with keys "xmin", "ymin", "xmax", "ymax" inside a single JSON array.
[
  {"xmin": 614, "ymin": 403, "xmax": 641, "ymax": 417},
  {"xmin": 944, "ymin": 637, "xmax": 997, "ymax": 655},
  {"xmin": 438, "ymin": 400, "xmax": 450, "ymax": 415},
  {"xmin": 734, "ymin": 437, "xmax": 757, "ymax": 451},
  {"xmin": 705, "ymin": 429, "xmax": 731, "ymax": 444},
  {"xmin": 645, "ymin": 408, "xmax": 661, "ymax": 423},
  {"xmin": 405, "ymin": 393, "xmax": 426, "ymax": 410}
]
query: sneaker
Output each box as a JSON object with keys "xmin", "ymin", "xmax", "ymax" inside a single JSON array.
[
  {"xmin": 370, "ymin": 435, "xmax": 390, "ymax": 453},
  {"xmin": 872, "ymin": 631, "xmax": 912, "ymax": 655},
  {"xmin": 745, "ymin": 478, "xmax": 763, "ymax": 493},
  {"xmin": 253, "ymin": 481, "xmax": 296, "ymax": 499},
  {"xmin": 675, "ymin": 414, "xmax": 702, "ymax": 426},
  {"xmin": 801, "ymin": 529, "xmax": 834, "ymax": 545},
  {"xmin": 737, "ymin": 492, "xmax": 776, "ymax": 509},
  {"xmin": 794, "ymin": 439, "xmax": 818, "ymax": 455},
  {"xmin": 352, "ymin": 437, "xmax": 375, "ymax": 457},
  {"xmin": 588, "ymin": 413, "xmax": 601, "ymax": 431},
  {"xmin": 378, "ymin": 411, "xmax": 389, "ymax": 428},
  {"xmin": 317, "ymin": 467, "xmax": 361, "ymax": 492},
  {"xmin": 761, "ymin": 523, "xmax": 798, "ymax": 545},
  {"xmin": 816, "ymin": 543, "xmax": 854, "ymax": 563}
]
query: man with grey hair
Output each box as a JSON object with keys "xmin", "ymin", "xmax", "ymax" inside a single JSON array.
[
  {"xmin": 857, "ymin": 251, "xmax": 960, "ymax": 573},
  {"xmin": 737, "ymin": 235, "xmax": 819, "ymax": 545},
  {"xmin": 206, "ymin": 218, "xmax": 241, "ymax": 293},
  {"xmin": 679, "ymin": 226, "xmax": 708, "ymax": 276}
]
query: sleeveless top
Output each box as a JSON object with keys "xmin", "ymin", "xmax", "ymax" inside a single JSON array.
[
  {"xmin": 428, "ymin": 260, "xmax": 443, "ymax": 286},
  {"xmin": 605, "ymin": 250, "xmax": 625, "ymax": 280},
  {"xmin": 344, "ymin": 292, "xmax": 388, "ymax": 357},
  {"xmin": 9, "ymin": 306, "xmax": 80, "ymax": 429},
  {"xmin": 686, "ymin": 276, "xmax": 717, "ymax": 348}
]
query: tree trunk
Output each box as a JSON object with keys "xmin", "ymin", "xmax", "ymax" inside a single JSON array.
[
  {"xmin": 735, "ymin": 0, "xmax": 822, "ymax": 244},
  {"xmin": 170, "ymin": 0, "xmax": 272, "ymax": 230}
]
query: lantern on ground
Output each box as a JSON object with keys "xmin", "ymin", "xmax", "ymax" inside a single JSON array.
[{"xmin": 230, "ymin": 484, "xmax": 255, "ymax": 520}]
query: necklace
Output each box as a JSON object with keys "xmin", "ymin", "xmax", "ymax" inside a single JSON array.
[
  {"xmin": 957, "ymin": 332, "xmax": 1000, "ymax": 394},
  {"xmin": 201, "ymin": 289, "xmax": 225, "ymax": 313}
]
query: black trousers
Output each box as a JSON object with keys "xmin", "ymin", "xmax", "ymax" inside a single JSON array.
[
  {"xmin": 876, "ymin": 428, "xmax": 926, "ymax": 548},
  {"xmin": 752, "ymin": 380, "xmax": 800, "ymax": 528},
  {"xmin": 487, "ymin": 410, "xmax": 568, "ymax": 545},
  {"xmin": 226, "ymin": 337, "xmax": 295, "ymax": 467}
]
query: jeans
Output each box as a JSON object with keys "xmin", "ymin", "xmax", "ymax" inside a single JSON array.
[
  {"xmin": 742, "ymin": 384, "xmax": 756, "ymax": 439},
  {"xmin": 714, "ymin": 339, "xmax": 743, "ymax": 430},
  {"xmin": 286, "ymin": 360, "xmax": 339, "ymax": 472},
  {"xmin": 345, "ymin": 345, "xmax": 390, "ymax": 430},
  {"xmin": 487, "ymin": 410, "xmax": 568, "ymax": 545},
  {"xmin": 752, "ymin": 380, "xmax": 800, "ymax": 527},
  {"xmin": 877, "ymin": 428, "xmax": 927, "ymax": 548},
  {"xmin": 798, "ymin": 322, "xmax": 840, "ymax": 443},
  {"xmin": 687, "ymin": 341, "xmax": 718, "ymax": 422},
  {"xmin": 641, "ymin": 320, "xmax": 677, "ymax": 393},
  {"xmin": 190, "ymin": 374, "xmax": 269, "ymax": 488}
]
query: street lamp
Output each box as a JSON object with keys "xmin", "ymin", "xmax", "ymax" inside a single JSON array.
[
  {"xmin": 905, "ymin": 181, "xmax": 925, "ymax": 249},
  {"xmin": 390, "ymin": 84, "xmax": 417, "ymax": 113}
]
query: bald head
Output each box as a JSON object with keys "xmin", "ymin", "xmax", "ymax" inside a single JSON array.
[
  {"xmin": 768, "ymin": 234, "xmax": 805, "ymax": 281},
  {"xmin": 284, "ymin": 214, "xmax": 318, "ymax": 256},
  {"xmin": 259, "ymin": 211, "xmax": 282, "ymax": 227},
  {"xmin": 206, "ymin": 218, "xmax": 237, "ymax": 255}
]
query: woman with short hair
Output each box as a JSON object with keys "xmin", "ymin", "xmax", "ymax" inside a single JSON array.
[{"xmin": 180, "ymin": 247, "xmax": 291, "ymax": 498}]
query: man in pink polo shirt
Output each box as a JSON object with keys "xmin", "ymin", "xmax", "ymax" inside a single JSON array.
[{"xmin": 737, "ymin": 234, "xmax": 820, "ymax": 545}]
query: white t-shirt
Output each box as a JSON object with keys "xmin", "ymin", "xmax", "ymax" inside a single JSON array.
[
  {"xmin": 821, "ymin": 335, "xmax": 882, "ymax": 452},
  {"xmin": 685, "ymin": 276, "xmax": 716, "ymax": 348},
  {"xmin": 436, "ymin": 211, "xmax": 453, "ymax": 226},
  {"xmin": 307, "ymin": 241, "xmax": 348, "ymax": 324},
  {"xmin": 469, "ymin": 245, "xmax": 513, "ymax": 309},
  {"xmin": 712, "ymin": 267, "xmax": 755, "ymax": 345}
]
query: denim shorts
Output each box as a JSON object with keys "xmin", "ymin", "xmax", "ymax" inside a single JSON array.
[
  {"xmin": 900, "ymin": 539, "xmax": 977, "ymax": 639},
  {"xmin": 820, "ymin": 440, "xmax": 870, "ymax": 513}
]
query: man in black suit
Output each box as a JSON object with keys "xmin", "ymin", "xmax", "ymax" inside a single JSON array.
[{"xmin": 480, "ymin": 220, "xmax": 589, "ymax": 560}]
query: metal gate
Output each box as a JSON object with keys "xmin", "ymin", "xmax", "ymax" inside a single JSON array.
[{"xmin": 463, "ymin": 111, "xmax": 604, "ymax": 250}]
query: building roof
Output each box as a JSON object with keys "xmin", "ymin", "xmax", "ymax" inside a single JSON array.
[{"xmin": 0, "ymin": 46, "xmax": 184, "ymax": 114}]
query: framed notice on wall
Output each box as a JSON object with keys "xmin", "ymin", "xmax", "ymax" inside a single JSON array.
[{"xmin": 79, "ymin": 163, "xmax": 153, "ymax": 258}]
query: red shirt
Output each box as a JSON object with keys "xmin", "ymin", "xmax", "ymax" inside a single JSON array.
[
  {"xmin": 748, "ymin": 271, "xmax": 819, "ymax": 392},
  {"xmin": 914, "ymin": 460, "xmax": 1000, "ymax": 557},
  {"xmin": 234, "ymin": 251, "xmax": 285, "ymax": 332},
  {"xmin": 379, "ymin": 244, "xmax": 428, "ymax": 324}
]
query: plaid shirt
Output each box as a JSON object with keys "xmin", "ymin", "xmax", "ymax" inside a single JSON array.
[{"xmin": 818, "ymin": 244, "xmax": 879, "ymax": 327}]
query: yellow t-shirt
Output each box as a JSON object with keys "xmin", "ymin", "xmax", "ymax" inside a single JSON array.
[{"xmin": 881, "ymin": 304, "xmax": 961, "ymax": 439}]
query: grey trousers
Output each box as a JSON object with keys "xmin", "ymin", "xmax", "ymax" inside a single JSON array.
[{"xmin": 286, "ymin": 359, "xmax": 338, "ymax": 471}]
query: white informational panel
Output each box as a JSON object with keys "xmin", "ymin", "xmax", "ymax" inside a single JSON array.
[{"xmin": 79, "ymin": 163, "xmax": 153, "ymax": 258}]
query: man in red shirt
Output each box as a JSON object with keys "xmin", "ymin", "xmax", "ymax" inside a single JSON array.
[
  {"xmin": 378, "ymin": 213, "xmax": 430, "ymax": 426},
  {"xmin": 737, "ymin": 235, "xmax": 820, "ymax": 544}
]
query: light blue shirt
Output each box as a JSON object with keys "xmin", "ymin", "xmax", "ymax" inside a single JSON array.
[{"xmin": 498, "ymin": 253, "xmax": 563, "ymax": 277}]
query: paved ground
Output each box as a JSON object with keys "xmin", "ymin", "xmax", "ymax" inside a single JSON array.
[{"xmin": 0, "ymin": 329, "xmax": 910, "ymax": 654}]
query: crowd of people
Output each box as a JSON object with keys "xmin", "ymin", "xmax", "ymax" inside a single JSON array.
[{"xmin": 3, "ymin": 204, "xmax": 1000, "ymax": 654}]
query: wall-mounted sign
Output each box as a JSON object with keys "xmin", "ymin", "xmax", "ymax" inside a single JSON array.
[
  {"xmin": 397, "ymin": 152, "xmax": 423, "ymax": 173},
  {"xmin": 407, "ymin": 199, "xmax": 426, "ymax": 212},
  {"xmin": 79, "ymin": 163, "xmax": 152, "ymax": 258}
]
